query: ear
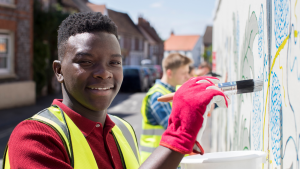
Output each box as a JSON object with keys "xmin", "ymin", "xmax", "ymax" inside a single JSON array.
[
  {"xmin": 53, "ymin": 60, "xmax": 64, "ymax": 83},
  {"xmin": 166, "ymin": 69, "xmax": 173, "ymax": 78}
]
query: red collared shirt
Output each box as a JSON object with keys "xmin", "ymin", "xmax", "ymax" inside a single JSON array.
[{"xmin": 8, "ymin": 99, "xmax": 124, "ymax": 169}]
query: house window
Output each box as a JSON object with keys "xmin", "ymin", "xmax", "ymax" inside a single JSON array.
[
  {"xmin": 131, "ymin": 38, "xmax": 135, "ymax": 51},
  {"xmin": 135, "ymin": 38, "xmax": 139, "ymax": 51},
  {"xmin": 0, "ymin": 33, "xmax": 13, "ymax": 75},
  {"xmin": 139, "ymin": 39, "xmax": 143, "ymax": 51}
]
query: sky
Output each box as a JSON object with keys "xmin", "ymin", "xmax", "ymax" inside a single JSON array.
[{"xmin": 89, "ymin": 0, "xmax": 218, "ymax": 40}]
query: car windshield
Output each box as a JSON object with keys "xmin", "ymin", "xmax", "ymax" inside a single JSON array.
[{"xmin": 123, "ymin": 68, "xmax": 139, "ymax": 76}]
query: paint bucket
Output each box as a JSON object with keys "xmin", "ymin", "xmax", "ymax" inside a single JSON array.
[{"xmin": 180, "ymin": 151, "xmax": 266, "ymax": 169}]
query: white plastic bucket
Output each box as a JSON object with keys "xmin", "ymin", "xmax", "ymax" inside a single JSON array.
[{"xmin": 180, "ymin": 151, "xmax": 266, "ymax": 169}]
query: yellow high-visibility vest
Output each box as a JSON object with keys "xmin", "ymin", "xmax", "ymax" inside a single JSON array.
[
  {"xmin": 140, "ymin": 84, "xmax": 172, "ymax": 163},
  {"xmin": 3, "ymin": 105, "xmax": 140, "ymax": 169}
]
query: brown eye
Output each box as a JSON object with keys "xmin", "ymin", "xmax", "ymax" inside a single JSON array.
[
  {"xmin": 79, "ymin": 60, "xmax": 93, "ymax": 66},
  {"xmin": 110, "ymin": 61, "xmax": 121, "ymax": 65}
]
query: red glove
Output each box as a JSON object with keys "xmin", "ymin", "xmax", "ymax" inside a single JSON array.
[{"xmin": 160, "ymin": 76, "xmax": 230, "ymax": 154}]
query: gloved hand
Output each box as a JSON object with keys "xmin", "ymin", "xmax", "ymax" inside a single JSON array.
[{"xmin": 159, "ymin": 76, "xmax": 230, "ymax": 155}]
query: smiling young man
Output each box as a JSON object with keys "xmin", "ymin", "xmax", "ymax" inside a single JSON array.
[{"xmin": 3, "ymin": 12, "xmax": 229, "ymax": 169}]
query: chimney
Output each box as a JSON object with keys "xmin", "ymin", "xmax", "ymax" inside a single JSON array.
[
  {"xmin": 138, "ymin": 14, "xmax": 144, "ymax": 25},
  {"xmin": 171, "ymin": 30, "xmax": 174, "ymax": 36}
]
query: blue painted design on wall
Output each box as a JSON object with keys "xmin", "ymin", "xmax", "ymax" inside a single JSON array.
[
  {"xmin": 252, "ymin": 8, "xmax": 264, "ymax": 151},
  {"xmin": 265, "ymin": 54, "xmax": 268, "ymax": 82},
  {"xmin": 270, "ymin": 71, "xmax": 282, "ymax": 166},
  {"xmin": 290, "ymin": 56, "xmax": 300, "ymax": 81},
  {"xmin": 291, "ymin": 24, "xmax": 298, "ymax": 45},
  {"xmin": 274, "ymin": 0, "xmax": 290, "ymax": 48},
  {"xmin": 252, "ymin": 90, "xmax": 262, "ymax": 150},
  {"xmin": 258, "ymin": 10, "xmax": 264, "ymax": 59}
]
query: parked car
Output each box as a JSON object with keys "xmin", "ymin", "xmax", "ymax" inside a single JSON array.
[
  {"xmin": 141, "ymin": 59, "xmax": 152, "ymax": 65},
  {"xmin": 153, "ymin": 65, "xmax": 162, "ymax": 79},
  {"xmin": 121, "ymin": 66, "xmax": 149, "ymax": 92},
  {"xmin": 142, "ymin": 66, "xmax": 157, "ymax": 85},
  {"xmin": 141, "ymin": 67, "xmax": 154, "ymax": 88}
]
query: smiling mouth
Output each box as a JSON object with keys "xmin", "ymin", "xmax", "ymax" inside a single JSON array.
[{"xmin": 87, "ymin": 86, "xmax": 114, "ymax": 91}]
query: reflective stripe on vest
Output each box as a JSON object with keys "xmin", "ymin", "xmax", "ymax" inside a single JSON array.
[
  {"xmin": 2, "ymin": 105, "xmax": 140, "ymax": 169},
  {"xmin": 108, "ymin": 115, "xmax": 140, "ymax": 167},
  {"xmin": 140, "ymin": 83, "xmax": 172, "ymax": 163}
]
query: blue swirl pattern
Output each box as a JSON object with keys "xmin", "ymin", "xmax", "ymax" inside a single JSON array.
[
  {"xmin": 270, "ymin": 72, "xmax": 282, "ymax": 166},
  {"xmin": 274, "ymin": 0, "xmax": 290, "ymax": 48},
  {"xmin": 252, "ymin": 91, "xmax": 262, "ymax": 151},
  {"xmin": 264, "ymin": 54, "xmax": 269, "ymax": 82}
]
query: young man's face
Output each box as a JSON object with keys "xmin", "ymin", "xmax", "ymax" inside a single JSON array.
[
  {"xmin": 61, "ymin": 32, "xmax": 122, "ymax": 111},
  {"xmin": 170, "ymin": 65, "xmax": 190, "ymax": 86}
]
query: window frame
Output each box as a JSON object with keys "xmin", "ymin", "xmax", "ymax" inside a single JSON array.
[{"xmin": 0, "ymin": 29, "xmax": 15, "ymax": 79}]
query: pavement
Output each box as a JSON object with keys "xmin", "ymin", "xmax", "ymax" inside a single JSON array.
[{"xmin": 0, "ymin": 91, "xmax": 212, "ymax": 166}]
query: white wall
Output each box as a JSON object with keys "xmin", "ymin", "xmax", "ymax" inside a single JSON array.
[
  {"xmin": 0, "ymin": 81, "xmax": 35, "ymax": 109},
  {"xmin": 212, "ymin": 0, "xmax": 300, "ymax": 168}
]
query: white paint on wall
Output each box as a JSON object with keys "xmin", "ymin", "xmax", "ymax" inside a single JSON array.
[{"xmin": 212, "ymin": 0, "xmax": 300, "ymax": 168}]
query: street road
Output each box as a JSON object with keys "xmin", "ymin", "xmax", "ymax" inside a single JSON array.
[{"xmin": 0, "ymin": 91, "xmax": 212, "ymax": 166}]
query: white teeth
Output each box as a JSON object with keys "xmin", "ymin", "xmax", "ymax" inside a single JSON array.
[{"xmin": 89, "ymin": 87, "xmax": 113, "ymax": 90}]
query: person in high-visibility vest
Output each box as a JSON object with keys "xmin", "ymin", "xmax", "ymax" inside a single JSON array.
[
  {"xmin": 3, "ymin": 12, "xmax": 230, "ymax": 169},
  {"xmin": 140, "ymin": 53, "xmax": 192, "ymax": 163}
]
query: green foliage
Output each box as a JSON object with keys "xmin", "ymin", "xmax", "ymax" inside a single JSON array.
[
  {"xmin": 203, "ymin": 45, "xmax": 212, "ymax": 64},
  {"xmin": 33, "ymin": 41, "xmax": 50, "ymax": 94},
  {"xmin": 33, "ymin": 0, "xmax": 69, "ymax": 95}
]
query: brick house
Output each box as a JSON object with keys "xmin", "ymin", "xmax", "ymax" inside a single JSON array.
[
  {"xmin": 0, "ymin": 0, "xmax": 35, "ymax": 109},
  {"xmin": 87, "ymin": 3, "xmax": 146, "ymax": 65},
  {"xmin": 137, "ymin": 17, "xmax": 164, "ymax": 65}
]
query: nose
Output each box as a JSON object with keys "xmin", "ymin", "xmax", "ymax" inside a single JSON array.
[
  {"xmin": 185, "ymin": 73, "xmax": 190, "ymax": 81},
  {"xmin": 93, "ymin": 65, "xmax": 112, "ymax": 79}
]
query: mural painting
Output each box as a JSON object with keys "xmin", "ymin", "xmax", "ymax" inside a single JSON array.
[{"xmin": 212, "ymin": 0, "xmax": 300, "ymax": 168}]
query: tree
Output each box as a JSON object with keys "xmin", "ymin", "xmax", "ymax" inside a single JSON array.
[
  {"xmin": 202, "ymin": 45, "xmax": 212, "ymax": 64},
  {"xmin": 33, "ymin": 0, "xmax": 69, "ymax": 95}
]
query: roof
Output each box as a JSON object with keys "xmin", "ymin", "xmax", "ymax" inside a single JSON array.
[
  {"xmin": 86, "ymin": 3, "xmax": 107, "ymax": 15},
  {"xmin": 164, "ymin": 35, "xmax": 200, "ymax": 51},
  {"xmin": 138, "ymin": 17, "xmax": 162, "ymax": 44},
  {"xmin": 107, "ymin": 9, "xmax": 144, "ymax": 38},
  {"xmin": 138, "ymin": 27, "xmax": 156, "ymax": 45},
  {"xmin": 203, "ymin": 26, "xmax": 213, "ymax": 46},
  {"xmin": 61, "ymin": 0, "xmax": 91, "ymax": 12},
  {"xmin": 87, "ymin": 3, "xmax": 144, "ymax": 38}
]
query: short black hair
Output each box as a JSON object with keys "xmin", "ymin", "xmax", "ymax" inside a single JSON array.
[{"xmin": 57, "ymin": 12, "xmax": 118, "ymax": 60}]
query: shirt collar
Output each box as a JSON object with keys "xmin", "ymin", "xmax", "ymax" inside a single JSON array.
[
  {"xmin": 52, "ymin": 99, "xmax": 115, "ymax": 137},
  {"xmin": 155, "ymin": 79, "xmax": 176, "ymax": 92}
]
